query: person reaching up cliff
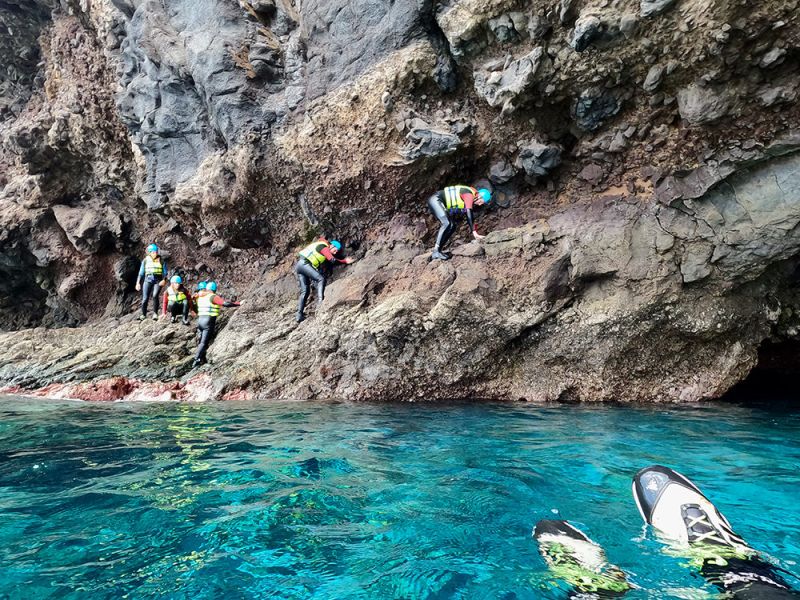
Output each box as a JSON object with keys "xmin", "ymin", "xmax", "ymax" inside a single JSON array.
[
  {"xmin": 161, "ymin": 275, "xmax": 192, "ymax": 325},
  {"xmin": 295, "ymin": 238, "xmax": 354, "ymax": 323},
  {"xmin": 192, "ymin": 281, "xmax": 241, "ymax": 368},
  {"xmin": 428, "ymin": 185, "xmax": 491, "ymax": 261},
  {"xmin": 136, "ymin": 243, "xmax": 168, "ymax": 321}
]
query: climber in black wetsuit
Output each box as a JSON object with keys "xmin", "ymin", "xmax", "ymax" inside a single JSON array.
[
  {"xmin": 427, "ymin": 185, "xmax": 492, "ymax": 261},
  {"xmin": 135, "ymin": 243, "xmax": 168, "ymax": 320},
  {"xmin": 192, "ymin": 281, "xmax": 241, "ymax": 368},
  {"xmin": 162, "ymin": 275, "xmax": 192, "ymax": 324},
  {"xmin": 294, "ymin": 238, "xmax": 354, "ymax": 323}
]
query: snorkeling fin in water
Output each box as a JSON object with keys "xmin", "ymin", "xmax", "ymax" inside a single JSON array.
[
  {"xmin": 632, "ymin": 464, "xmax": 750, "ymax": 550},
  {"xmin": 534, "ymin": 519, "xmax": 631, "ymax": 598},
  {"xmin": 633, "ymin": 465, "xmax": 799, "ymax": 599}
]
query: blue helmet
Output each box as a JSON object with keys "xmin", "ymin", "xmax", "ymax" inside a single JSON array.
[
  {"xmin": 170, "ymin": 275, "xmax": 182, "ymax": 284},
  {"xmin": 477, "ymin": 188, "xmax": 492, "ymax": 203},
  {"xmin": 207, "ymin": 281, "xmax": 218, "ymax": 292},
  {"xmin": 197, "ymin": 281, "xmax": 207, "ymax": 291},
  {"xmin": 146, "ymin": 243, "xmax": 159, "ymax": 253},
  {"xmin": 330, "ymin": 240, "xmax": 342, "ymax": 250}
]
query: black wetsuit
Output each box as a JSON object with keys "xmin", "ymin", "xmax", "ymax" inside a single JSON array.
[
  {"xmin": 140, "ymin": 277, "xmax": 163, "ymax": 317},
  {"xmin": 168, "ymin": 299, "xmax": 189, "ymax": 320},
  {"xmin": 701, "ymin": 556, "xmax": 800, "ymax": 599},
  {"xmin": 295, "ymin": 259, "xmax": 326, "ymax": 319},
  {"xmin": 138, "ymin": 256, "xmax": 168, "ymax": 317},
  {"xmin": 195, "ymin": 316, "xmax": 216, "ymax": 363},
  {"xmin": 427, "ymin": 190, "xmax": 476, "ymax": 252}
]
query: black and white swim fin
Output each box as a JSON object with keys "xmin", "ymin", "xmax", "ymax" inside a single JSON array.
[{"xmin": 534, "ymin": 519, "xmax": 631, "ymax": 598}]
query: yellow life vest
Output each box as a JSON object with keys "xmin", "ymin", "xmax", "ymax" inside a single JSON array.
[
  {"xmin": 197, "ymin": 292, "xmax": 220, "ymax": 317},
  {"xmin": 167, "ymin": 286, "xmax": 186, "ymax": 303},
  {"xmin": 299, "ymin": 241, "xmax": 330, "ymax": 269},
  {"xmin": 144, "ymin": 255, "xmax": 163, "ymax": 276},
  {"xmin": 443, "ymin": 185, "xmax": 477, "ymax": 211}
]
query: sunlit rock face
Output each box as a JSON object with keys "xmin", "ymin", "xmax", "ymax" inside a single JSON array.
[{"xmin": 1, "ymin": 0, "xmax": 800, "ymax": 401}]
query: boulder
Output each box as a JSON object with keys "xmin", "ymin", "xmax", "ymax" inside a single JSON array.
[
  {"xmin": 571, "ymin": 14, "xmax": 620, "ymax": 52},
  {"xmin": 490, "ymin": 158, "xmax": 517, "ymax": 184},
  {"xmin": 474, "ymin": 47, "xmax": 553, "ymax": 114},
  {"xmin": 400, "ymin": 126, "xmax": 461, "ymax": 162},
  {"xmin": 759, "ymin": 47, "xmax": 786, "ymax": 69},
  {"xmin": 573, "ymin": 88, "xmax": 621, "ymax": 131},
  {"xmin": 488, "ymin": 14, "xmax": 518, "ymax": 43},
  {"xmin": 643, "ymin": 64, "xmax": 665, "ymax": 93},
  {"xmin": 640, "ymin": 0, "xmax": 677, "ymax": 18},
  {"xmin": 619, "ymin": 14, "xmax": 638, "ymax": 38},
  {"xmin": 677, "ymin": 83, "xmax": 731, "ymax": 125},
  {"xmin": 51, "ymin": 205, "xmax": 121, "ymax": 254},
  {"xmin": 515, "ymin": 141, "xmax": 562, "ymax": 178}
]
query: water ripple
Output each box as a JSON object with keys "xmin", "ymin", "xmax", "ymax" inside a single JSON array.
[{"xmin": 0, "ymin": 397, "xmax": 798, "ymax": 599}]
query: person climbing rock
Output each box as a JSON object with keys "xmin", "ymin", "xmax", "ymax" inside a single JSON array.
[
  {"xmin": 162, "ymin": 275, "xmax": 191, "ymax": 325},
  {"xmin": 192, "ymin": 281, "xmax": 240, "ymax": 368},
  {"xmin": 427, "ymin": 185, "xmax": 491, "ymax": 261},
  {"xmin": 135, "ymin": 243, "xmax": 168, "ymax": 321},
  {"xmin": 294, "ymin": 238, "xmax": 354, "ymax": 323}
]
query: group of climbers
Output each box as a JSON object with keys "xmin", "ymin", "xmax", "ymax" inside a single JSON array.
[
  {"xmin": 134, "ymin": 244, "xmax": 240, "ymax": 368},
  {"xmin": 132, "ymin": 183, "xmax": 492, "ymax": 367}
]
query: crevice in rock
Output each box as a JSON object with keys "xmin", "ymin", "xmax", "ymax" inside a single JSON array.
[
  {"xmin": 420, "ymin": 0, "xmax": 459, "ymax": 93},
  {"xmin": 723, "ymin": 339, "xmax": 800, "ymax": 408}
]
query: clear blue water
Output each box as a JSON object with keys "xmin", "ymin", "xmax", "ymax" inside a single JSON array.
[{"xmin": 1, "ymin": 396, "xmax": 799, "ymax": 599}]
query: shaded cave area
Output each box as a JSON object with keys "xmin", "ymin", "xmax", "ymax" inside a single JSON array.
[{"xmin": 723, "ymin": 339, "xmax": 800, "ymax": 409}]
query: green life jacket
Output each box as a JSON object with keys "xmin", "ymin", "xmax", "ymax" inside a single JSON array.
[
  {"xmin": 443, "ymin": 185, "xmax": 477, "ymax": 211},
  {"xmin": 299, "ymin": 241, "xmax": 330, "ymax": 269},
  {"xmin": 197, "ymin": 292, "xmax": 220, "ymax": 317},
  {"xmin": 144, "ymin": 255, "xmax": 164, "ymax": 276},
  {"xmin": 167, "ymin": 286, "xmax": 186, "ymax": 303}
]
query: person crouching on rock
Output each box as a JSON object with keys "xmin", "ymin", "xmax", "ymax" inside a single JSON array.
[
  {"xmin": 427, "ymin": 185, "xmax": 491, "ymax": 260},
  {"xmin": 193, "ymin": 281, "xmax": 240, "ymax": 368},
  {"xmin": 295, "ymin": 238, "xmax": 354, "ymax": 323},
  {"xmin": 135, "ymin": 243, "xmax": 168, "ymax": 321},
  {"xmin": 162, "ymin": 275, "xmax": 192, "ymax": 325}
]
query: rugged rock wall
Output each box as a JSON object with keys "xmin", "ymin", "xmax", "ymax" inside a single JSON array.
[{"xmin": 1, "ymin": 0, "xmax": 800, "ymax": 401}]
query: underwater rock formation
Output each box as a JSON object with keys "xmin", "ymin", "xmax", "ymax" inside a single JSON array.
[{"xmin": 1, "ymin": 0, "xmax": 800, "ymax": 401}]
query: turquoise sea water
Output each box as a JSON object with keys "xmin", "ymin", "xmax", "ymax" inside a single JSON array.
[{"xmin": 0, "ymin": 396, "xmax": 798, "ymax": 599}]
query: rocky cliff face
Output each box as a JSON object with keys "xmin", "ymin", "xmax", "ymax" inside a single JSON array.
[{"xmin": 1, "ymin": 0, "xmax": 800, "ymax": 401}]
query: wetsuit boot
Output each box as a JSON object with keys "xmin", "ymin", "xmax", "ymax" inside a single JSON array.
[
  {"xmin": 431, "ymin": 247, "xmax": 450, "ymax": 261},
  {"xmin": 633, "ymin": 465, "xmax": 799, "ymax": 599}
]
